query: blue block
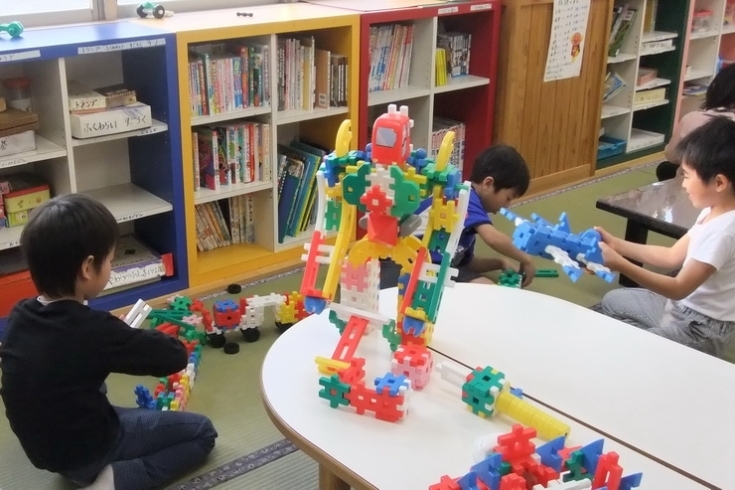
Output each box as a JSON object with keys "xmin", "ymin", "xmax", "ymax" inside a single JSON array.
[
  {"xmin": 509, "ymin": 386, "xmax": 524, "ymax": 398},
  {"xmin": 580, "ymin": 439, "xmax": 605, "ymax": 474},
  {"xmin": 402, "ymin": 316, "xmax": 425, "ymax": 336},
  {"xmin": 214, "ymin": 298, "xmax": 238, "ymax": 313},
  {"xmin": 304, "ymin": 296, "xmax": 328, "ymax": 315},
  {"xmin": 471, "ymin": 452, "xmax": 503, "ymax": 490},
  {"xmin": 457, "ymin": 471, "xmax": 481, "ymax": 490},
  {"xmin": 620, "ymin": 473, "xmax": 643, "ymax": 490},
  {"xmin": 536, "ymin": 436, "xmax": 566, "ymax": 472},
  {"xmin": 374, "ymin": 372, "xmax": 409, "ymax": 396}
]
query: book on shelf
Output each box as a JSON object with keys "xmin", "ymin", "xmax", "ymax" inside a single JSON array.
[
  {"xmin": 193, "ymin": 121, "xmax": 271, "ymax": 191},
  {"xmin": 194, "ymin": 197, "xmax": 254, "ymax": 252},
  {"xmin": 188, "ymin": 41, "xmax": 271, "ymax": 117},
  {"xmin": 437, "ymin": 23, "xmax": 472, "ymax": 79},
  {"xmin": 368, "ymin": 23, "xmax": 414, "ymax": 93},
  {"xmin": 608, "ymin": 5, "xmax": 637, "ymax": 57},
  {"xmin": 603, "ymin": 70, "xmax": 626, "ymax": 103},
  {"xmin": 0, "ymin": 172, "xmax": 51, "ymax": 229},
  {"xmin": 102, "ymin": 235, "xmax": 174, "ymax": 295},
  {"xmin": 431, "ymin": 116, "xmax": 465, "ymax": 173},
  {"xmin": 276, "ymin": 36, "xmax": 348, "ymax": 111}
]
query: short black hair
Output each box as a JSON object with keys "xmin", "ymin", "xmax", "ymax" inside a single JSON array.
[
  {"xmin": 676, "ymin": 116, "xmax": 735, "ymax": 191},
  {"xmin": 704, "ymin": 64, "xmax": 735, "ymax": 111},
  {"xmin": 469, "ymin": 144, "xmax": 530, "ymax": 196},
  {"xmin": 20, "ymin": 194, "xmax": 118, "ymax": 298}
]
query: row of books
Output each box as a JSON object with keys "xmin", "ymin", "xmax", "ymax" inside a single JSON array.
[
  {"xmin": 368, "ymin": 23, "xmax": 414, "ymax": 92},
  {"xmin": 188, "ymin": 41, "xmax": 271, "ymax": 117},
  {"xmin": 276, "ymin": 36, "xmax": 349, "ymax": 111},
  {"xmin": 276, "ymin": 140, "xmax": 326, "ymax": 243},
  {"xmin": 608, "ymin": 4, "xmax": 637, "ymax": 58},
  {"xmin": 431, "ymin": 116, "xmax": 466, "ymax": 173},
  {"xmin": 192, "ymin": 122, "xmax": 272, "ymax": 191},
  {"xmin": 437, "ymin": 29, "xmax": 472, "ymax": 79},
  {"xmin": 194, "ymin": 196, "xmax": 255, "ymax": 252}
]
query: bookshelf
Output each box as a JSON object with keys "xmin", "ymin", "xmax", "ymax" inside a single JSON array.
[
  {"xmin": 145, "ymin": 3, "xmax": 359, "ymax": 287},
  {"xmin": 675, "ymin": 0, "xmax": 735, "ymax": 122},
  {"xmin": 598, "ymin": 0, "xmax": 689, "ymax": 169},
  {"xmin": 327, "ymin": 0, "xmax": 502, "ymax": 179},
  {"xmin": 0, "ymin": 23, "xmax": 188, "ymax": 321}
]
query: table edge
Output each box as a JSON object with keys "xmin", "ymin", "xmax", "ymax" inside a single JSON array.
[
  {"xmin": 259, "ymin": 364, "xmax": 378, "ymax": 490},
  {"xmin": 595, "ymin": 199, "xmax": 687, "ymax": 238}
]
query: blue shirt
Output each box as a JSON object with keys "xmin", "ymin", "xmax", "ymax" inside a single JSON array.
[{"xmin": 417, "ymin": 187, "xmax": 491, "ymax": 266}]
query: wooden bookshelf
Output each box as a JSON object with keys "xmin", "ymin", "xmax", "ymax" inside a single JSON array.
[
  {"xmin": 597, "ymin": 0, "xmax": 689, "ymax": 170},
  {"xmin": 0, "ymin": 23, "xmax": 189, "ymax": 322},
  {"xmin": 143, "ymin": 3, "xmax": 360, "ymax": 287}
]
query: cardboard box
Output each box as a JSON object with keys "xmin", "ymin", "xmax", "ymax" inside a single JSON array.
[
  {"xmin": 70, "ymin": 102, "xmax": 152, "ymax": 139},
  {"xmin": 0, "ymin": 130, "xmax": 36, "ymax": 157}
]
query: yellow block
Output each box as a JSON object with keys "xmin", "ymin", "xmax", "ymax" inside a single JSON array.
[
  {"xmin": 495, "ymin": 391, "xmax": 570, "ymax": 440},
  {"xmin": 315, "ymin": 356, "xmax": 350, "ymax": 375}
]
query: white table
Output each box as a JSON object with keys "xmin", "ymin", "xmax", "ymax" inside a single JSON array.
[
  {"xmin": 377, "ymin": 284, "xmax": 735, "ymax": 489},
  {"xmin": 261, "ymin": 308, "xmax": 707, "ymax": 489}
]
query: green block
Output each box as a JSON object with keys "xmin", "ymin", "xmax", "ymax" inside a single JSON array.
[
  {"xmin": 427, "ymin": 230, "xmax": 450, "ymax": 257},
  {"xmin": 498, "ymin": 269, "xmax": 522, "ymax": 288},
  {"xmin": 381, "ymin": 320, "xmax": 401, "ymax": 352},
  {"xmin": 563, "ymin": 450, "xmax": 593, "ymax": 482},
  {"xmin": 329, "ymin": 310, "xmax": 348, "ymax": 335},
  {"xmin": 462, "ymin": 391, "xmax": 494, "ymax": 417},
  {"xmin": 342, "ymin": 161, "xmax": 371, "ymax": 209},
  {"xmin": 536, "ymin": 269, "xmax": 559, "ymax": 277},
  {"xmin": 325, "ymin": 200, "xmax": 342, "ymax": 231},
  {"xmin": 388, "ymin": 165, "xmax": 421, "ymax": 217},
  {"xmin": 318, "ymin": 374, "xmax": 351, "ymax": 409}
]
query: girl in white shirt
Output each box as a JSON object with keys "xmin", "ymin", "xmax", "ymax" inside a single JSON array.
[
  {"xmin": 657, "ymin": 63, "xmax": 735, "ymax": 181},
  {"xmin": 599, "ymin": 116, "xmax": 735, "ymax": 358}
]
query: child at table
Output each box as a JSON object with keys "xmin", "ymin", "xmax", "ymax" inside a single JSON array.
[
  {"xmin": 412, "ymin": 144, "xmax": 536, "ymax": 286},
  {"xmin": 0, "ymin": 194, "xmax": 217, "ymax": 490},
  {"xmin": 598, "ymin": 116, "xmax": 735, "ymax": 357}
]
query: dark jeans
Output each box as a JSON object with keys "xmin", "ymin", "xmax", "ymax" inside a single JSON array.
[{"xmin": 62, "ymin": 407, "xmax": 217, "ymax": 490}]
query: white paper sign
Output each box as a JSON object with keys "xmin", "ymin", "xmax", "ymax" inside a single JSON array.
[{"xmin": 543, "ymin": 0, "xmax": 591, "ymax": 82}]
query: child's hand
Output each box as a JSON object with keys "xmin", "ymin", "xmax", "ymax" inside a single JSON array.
[
  {"xmin": 595, "ymin": 227, "xmax": 618, "ymax": 249},
  {"xmin": 600, "ymin": 242, "xmax": 626, "ymax": 271},
  {"xmin": 519, "ymin": 260, "xmax": 536, "ymax": 288}
]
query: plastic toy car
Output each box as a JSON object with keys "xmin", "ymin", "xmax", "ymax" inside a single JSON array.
[
  {"xmin": 0, "ymin": 22, "xmax": 24, "ymax": 39},
  {"xmin": 136, "ymin": 2, "xmax": 169, "ymax": 19}
]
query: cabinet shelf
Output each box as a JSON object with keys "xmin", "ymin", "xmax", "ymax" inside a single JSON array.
[
  {"xmin": 82, "ymin": 183, "xmax": 173, "ymax": 223},
  {"xmin": 197, "ymin": 241, "xmax": 274, "ymax": 275},
  {"xmin": 276, "ymin": 106, "xmax": 349, "ymax": 125},
  {"xmin": 642, "ymin": 31, "xmax": 678, "ymax": 42},
  {"xmin": 684, "ymin": 69, "xmax": 713, "ymax": 82},
  {"xmin": 368, "ymin": 86, "xmax": 431, "ymax": 106},
  {"xmin": 607, "ymin": 53, "xmax": 637, "ymax": 64},
  {"xmin": 0, "ymin": 135, "xmax": 67, "ymax": 170},
  {"xmin": 191, "ymin": 106, "xmax": 271, "ymax": 127},
  {"xmin": 640, "ymin": 45, "xmax": 677, "ymax": 56},
  {"xmin": 194, "ymin": 180, "xmax": 272, "ymax": 206},
  {"xmin": 633, "ymin": 99, "xmax": 669, "ymax": 111},
  {"xmin": 601, "ymin": 105, "xmax": 631, "ymax": 119},
  {"xmin": 71, "ymin": 119, "xmax": 168, "ymax": 147},
  {"xmin": 636, "ymin": 77, "xmax": 671, "ymax": 90},
  {"xmin": 433, "ymin": 75, "xmax": 490, "ymax": 94}
]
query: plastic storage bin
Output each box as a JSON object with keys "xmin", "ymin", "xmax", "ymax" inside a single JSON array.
[
  {"xmin": 597, "ymin": 135, "xmax": 626, "ymax": 160},
  {"xmin": 691, "ymin": 10, "xmax": 713, "ymax": 32}
]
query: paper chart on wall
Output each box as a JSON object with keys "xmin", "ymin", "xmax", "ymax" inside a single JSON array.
[{"xmin": 543, "ymin": 0, "xmax": 591, "ymax": 82}]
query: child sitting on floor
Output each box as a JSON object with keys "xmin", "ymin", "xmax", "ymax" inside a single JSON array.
[
  {"xmin": 598, "ymin": 116, "xmax": 735, "ymax": 357},
  {"xmin": 0, "ymin": 194, "xmax": 217, "ymax": 490},
  {"xmin": 412, "ymin": 144, "xmax": 536, "ymax": 286}
]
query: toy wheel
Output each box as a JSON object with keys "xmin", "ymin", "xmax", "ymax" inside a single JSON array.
[
  {"xmin": 241, "ymin": 327, "xmax": 260, "ymax": 343},
  {"xmin": 136, "ymin": 5, "xmax": 147, "ymax": 17},
  {"xmin": 153, "ymin": 5, "xmax": 166, "ymax": 18},
  {"xmin": 8, "ymin": 22, "xmax": 23, "ymax": 38},
  {"xmin": 207, "ymin": 332, "xmax": 226, "ymax": 348},
  {"xmin": 275, "ymin": 321, "xmax": 293, "ymax": 333}
]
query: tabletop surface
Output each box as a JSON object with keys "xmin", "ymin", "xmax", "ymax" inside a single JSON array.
[
  {"xmin": 261, "ymin": 307, "xmax": 707, "ymax": 489},
  {"xmin": 377, "ymin": 284, "xmax": 735, "ymax": 489},
  {"xmin": 595, "ymin": 177, "xmax": 698, "ymax": 235}
]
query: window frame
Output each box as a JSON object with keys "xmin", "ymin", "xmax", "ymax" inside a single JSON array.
[
  {"xmin": 0, "ymin": 7, "xmax": 97, "ymax": 29},
  {"xmin": 114, "ymin": 0, "xmax": 279, "ymax": 20}
]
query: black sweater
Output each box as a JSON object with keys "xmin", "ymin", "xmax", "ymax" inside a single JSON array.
[{"xmin": 0, "ymin": 298, "xmax": 188, "ymax": 472}]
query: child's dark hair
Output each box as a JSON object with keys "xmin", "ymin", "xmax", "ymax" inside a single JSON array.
[
  {"xmin": 469, "ymin": 144, "xmax": 530, "ymax": 196},
  {"xmin": 20, "ymin": 194, "xmax": 118, "ymax": 298},
  {"xmin": 676, "ymin": 116, "xmax": 735, "ymax": 190},
  {"xmin": 703, "ymin": 64, "xmax": 735, "ymax": 111}
]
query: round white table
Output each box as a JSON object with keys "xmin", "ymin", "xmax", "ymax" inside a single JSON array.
[
  {"xmin": 377, "ymin": 284, "xmax": 734, "ymax": 489},
  {"xmin": 261, "ymin": 306, "xmax": 707, "ymax": 489}
]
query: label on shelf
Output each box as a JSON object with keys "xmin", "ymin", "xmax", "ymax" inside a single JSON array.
[
  {"xmin": 70, "ymin": 103, "xmax": 152, "ymax": 139},
  {"xmin": 116, "ymin": 212, "xmax": 145, "ymax": 223},
  {"xmin": 0, "ymin": 50, "xmax": 41, "ymax": 64},
  {"xmin": 471, "ymin": 3, "xmax": 493, "ymax": 10},
  {"xmin": 438, "ymin": 6, "xmax": 459, "ymax": 14},
  {"xmin": 0, "ymin": 238, "xmax": 20, "ymax": 250},
  {"xmin": 77, "ymin": 38, "xmax": 166, "ymax": 55},
  {"xmin": 0, "ymin": 157, "xmax": 28, "ymax": 169}
]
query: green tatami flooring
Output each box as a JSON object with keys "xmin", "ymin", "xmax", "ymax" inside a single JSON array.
[{"xmin": 0, "ymin": 165, "xmax": 667, "ymax": 490}]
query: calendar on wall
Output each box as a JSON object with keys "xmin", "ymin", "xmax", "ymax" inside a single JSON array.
[{"xmin": 544, "ymin": 0, "xmax": 591, "ymax": 82}]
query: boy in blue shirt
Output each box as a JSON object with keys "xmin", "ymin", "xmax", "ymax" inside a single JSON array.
[
  {"xmin": 415, "ymin": 144, "xmax": 535, "ymax": 286},
  {"xmin": 0, "ymin": 194, "xmax": 217, "ymax": 490}
]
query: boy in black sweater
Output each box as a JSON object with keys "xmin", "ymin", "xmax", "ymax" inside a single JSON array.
[{"xmin": 0, "ymin": 194, "xmax": 217, "ymax": 490}]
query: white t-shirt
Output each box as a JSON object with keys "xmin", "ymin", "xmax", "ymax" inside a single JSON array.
[{"xmin": 680, "ymin": 208, "xmax": 735, "ymax": 321}]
